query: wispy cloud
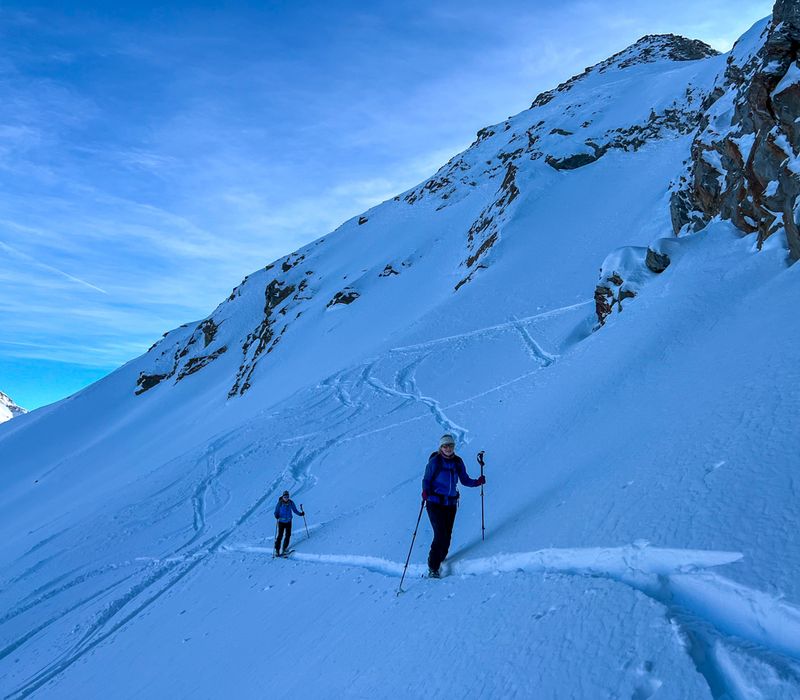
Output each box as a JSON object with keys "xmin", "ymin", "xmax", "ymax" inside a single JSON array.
[{"xmin": 0, "ymin": 240, "xmax": 108, "ymax": 294}]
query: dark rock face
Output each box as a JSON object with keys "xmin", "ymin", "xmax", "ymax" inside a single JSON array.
[
  {"xmin": 671, "ymin": 2, "xmax": 800, "ymax": 260},
  {"xmin": 594, "ymin": 246, "xmax": 671, "ymax": 326},
  {"xmin": 138, "ymin": 244, "xmax": 321, "ymax": 399},
  {"xmin": 200, "ymin": 320, "xmax": 218, "ymax": 347},
  {"xmin": 594, "ymin": 277, "xmax": 638, "ymax": 327},
  {"xmin": 645, "ymin": 249, "xmax": 671, "ymax": 273},
  {"xmin": 455, "ymin": 163, "xmax": 519, "ymax": 290},
  {"xmin": 281, "ymin": 253, "xmax": 305, "ymax": 273},
  {"xmin": 177, "ymin": 347, "xmax": 228, "ymax": 381},
  {"xmin": 136, "ymin": 318, "xmax": 228, "ymax": 395},
  {"xmin": 594, "ymin": 285, "xmax": 615, "ymax": 327},
  {"xmin": 135, "ymin": 373, "xmax": 169, "ymax": 395},
  {"xmin": 327, "ymin": 288, "xmax": 360, "ymax": 307},
  {"xmin": 600, "ymin": 35, "xmax": 719, "ymax": 72},
  {"xmin": 546, "ymin": 152, "xmax": 602, "ymax": 171},
  {"xmin": 229, "ymin": 279, "xmax": 296, "ymax": 397}
]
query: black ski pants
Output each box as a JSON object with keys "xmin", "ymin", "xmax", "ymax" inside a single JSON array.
[
  {"xmin": 426, "ymin": 501, "xmax": 457, "ymax": 572},
  {"xmin": 275, "ymin": 521, "xmax": 292, "ymax": 553}
]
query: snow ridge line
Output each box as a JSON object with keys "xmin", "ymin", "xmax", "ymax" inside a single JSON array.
[
  {"xmin": 226, "ymin": 542, "xmax": 741, "ymax": 579},
  {"xmin": 226, "ymin": 543, "xmax": 800, "ymax": 663}
]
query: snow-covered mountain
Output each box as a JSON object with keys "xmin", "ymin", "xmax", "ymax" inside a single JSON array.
[
  {"xmin": 2, "ymin": 4, "xmax": 799, "ymax": 699},
  {"xmin": 0, "ymin": 391, "xmax": 26, "ymax": 424}
]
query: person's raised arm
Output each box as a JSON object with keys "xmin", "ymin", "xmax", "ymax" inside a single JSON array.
[{"xmin": 456, "ymin": 457, "xmax": 484, "ymax": 488}]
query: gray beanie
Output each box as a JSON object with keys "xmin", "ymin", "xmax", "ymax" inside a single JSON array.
[{"xmin": 439, "ymin": 433, "xmax": 456, "ymax": 448}]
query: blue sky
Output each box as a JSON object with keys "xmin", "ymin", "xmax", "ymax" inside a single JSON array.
[{"xmin": 0, "ymin": 0, "xmax": 773, "ymax": 410}]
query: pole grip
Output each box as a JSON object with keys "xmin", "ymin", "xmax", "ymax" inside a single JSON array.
[{"xmin": 477, "ymin": 451, "xmax": 485, "ymax": 541}]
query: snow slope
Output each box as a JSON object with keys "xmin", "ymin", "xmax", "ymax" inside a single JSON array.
[
  {"xmin": 2, "ymin": 21, "xmax": 800, "ymax": 700},
  {"xmin": 0, "ymin": 392, "xmax": 26, "ymax": 424}
]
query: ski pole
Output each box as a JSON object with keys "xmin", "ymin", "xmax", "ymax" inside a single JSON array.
[
  {"xmin": 397, "ymin": 499, "xmax": 426, "ymax": 596},
  {"xmin": 478, "ymin": 451, "xmax": 485, "ymax": 541},
  {"xmin": 272, "ymin": 519, "xmax": 279, "ymax": 560},
  {"xmin": 301, "ymin": 504, "xmax": 310, "ymax": 540}
]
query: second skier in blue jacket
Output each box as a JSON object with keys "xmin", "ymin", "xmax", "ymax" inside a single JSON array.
[
  {"xmin": 422, "ymin": 434, "xmax": 485, "ymax": 577},
  {"xmin": 274, "ymin": 491, "xmax": 304, "ymax": 556}
]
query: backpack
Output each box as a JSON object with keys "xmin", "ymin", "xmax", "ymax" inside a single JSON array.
[{"xmin": 427, "ymin": 451, "xmax": 460, "ymax": 502}]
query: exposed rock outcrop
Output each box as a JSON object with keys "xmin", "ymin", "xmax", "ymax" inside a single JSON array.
[
  {"xmin": 229, "ymin": 279, "xmax": 297, "ymax": 397},
  {"xmin": 594, "ymin": 244, "xmax": 672, "ymax": 326},
  {"xmin": 671, "ymin": 2, "xmax": 800, "ymax": 260},
  {"xmin": 136, "ymin": 316, "xmax": 229, "ymax": 395},
  {"xmin": 455, "ymin": 162, "xmax": 519, "ymax": 290},
  {"xmin": 327, "ymin": 288, "xmax": 360, "ymax": 307}
]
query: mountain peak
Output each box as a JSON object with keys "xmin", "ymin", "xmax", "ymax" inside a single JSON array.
[
  {"xmin": 0, "ymin": 391, "xmax": 27, "ymax": 423},
  {"xmin": 531, "ymin": 34, "xmax": 718, "ymax": 109},
  {"xmin": 599, "ymin": 34, "xmax": 720, "ymax": 72}
]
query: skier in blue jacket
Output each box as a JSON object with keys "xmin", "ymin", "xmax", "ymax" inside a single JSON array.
[
  {"xmin": 274, "ymin": 491, "xmax": 304, "ymax": 556},
  {"xmin": 422, "ymin": 433, "xmax": 485, "ymax": 577}
]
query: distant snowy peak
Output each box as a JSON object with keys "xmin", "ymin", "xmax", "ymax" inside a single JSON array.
[{"xmin": 0, "ymin": 391, "xmax": 27, "ymax": 423}]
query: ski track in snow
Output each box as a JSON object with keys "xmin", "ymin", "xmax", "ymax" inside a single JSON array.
[
  {"xmin": 3, "ymin": 419, "xmax": 356, "ymax": 698},
  {"xmin": 388, "ymin": 300, "xmax": 591, "ymax": 354},
  {"xmin": 366, "ymin": 357, "xmax": 470, "ymax": 445},
  {"xmin": 4, "ymin": 303, "xmax": 783, "ymax": 699},
  {"xmin": 225, "ymin": 543, "xmax": 800, "ymax": 667},
  {"xmin": 5, "ymin": 335, "xmax": 479, "ymax": 696},
  {"xmin": 511, "ymin": 315, "xmax": 558, "ymax": 367},
  {"xmin": 4, "ymin": 364, "xmax": 386, "ymax": 699}
]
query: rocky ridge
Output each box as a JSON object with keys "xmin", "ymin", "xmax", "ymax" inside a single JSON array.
[
  {"xmin": 596, "ymin": 3, "xmax": 800, "ymax": 327},
  {"xmin": 135, "ymin": 33, "xmax": 728, "ymax": 397},
  {"xmin": 670, "ymin": 1, "xmax": 800, "ymax": 260}
]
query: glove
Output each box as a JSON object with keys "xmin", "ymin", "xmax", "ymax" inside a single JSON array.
[
  {"xmin": 476, "ymin": 475, "xmax": 486, "ymax": 486},
  {"xmin": 300, "ymin": 512, "xmax": 306, "ymax": 517},
  {"xmin": 422, "ymin": 490, "xmax": 428, "ymax": 501}
]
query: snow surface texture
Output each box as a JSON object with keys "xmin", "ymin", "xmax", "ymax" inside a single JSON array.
[
  {"xmin": 0, "ymin": 391, "xmax": 26, "ymax": 424},
  {"xmin": 2, "ymin": 23, "xmax": 800, "ymax": 700}
]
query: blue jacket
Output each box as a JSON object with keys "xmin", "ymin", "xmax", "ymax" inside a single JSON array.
[
  {"xmin": 275, "ymin": 498, "xmax": 303, "ymax": 523},
  {"xmin": 422, "ymin": 452, "xmax": 480, "ymax": 505}
]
